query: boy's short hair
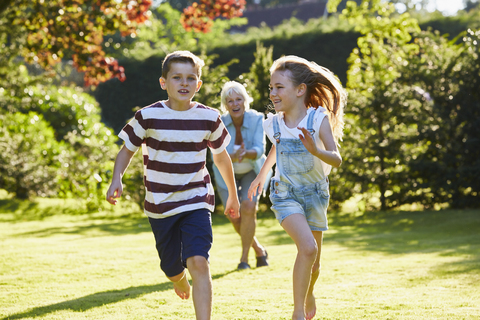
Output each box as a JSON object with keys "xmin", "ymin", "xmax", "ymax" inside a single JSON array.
[{"xmin": 162, "ymin": 51, "xmax": 205, "ymax": 79}]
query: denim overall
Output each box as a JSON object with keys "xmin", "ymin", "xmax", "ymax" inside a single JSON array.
[{"xmin": 269, "ymin": 110, "xmax": 330, "ymax": 231}]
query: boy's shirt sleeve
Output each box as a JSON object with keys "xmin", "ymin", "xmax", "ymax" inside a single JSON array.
[
  {"xmin": 208, "ymin": 114, "xmax": 231, "ymax": 154},
  {"xmin": 118, "ymin": 110, "xmax": 146, "ymax": 153}
]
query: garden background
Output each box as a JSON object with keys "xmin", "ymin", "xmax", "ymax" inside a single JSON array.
[{"xmin": 1, "ymin": 0, "xmax": 479, "ymax": 319}]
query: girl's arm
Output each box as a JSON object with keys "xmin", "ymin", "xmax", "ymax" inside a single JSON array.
[
  {"xmin": 298, "ymin": 117, "xmax": 342, "ymax": 168},
  {"xmin": 106, "ymin": 145, "xmax": 135, "ymax": 205},
  {"xmin": 248, "ymin": 145, "xmax": 277, "ymax": 201},
  {"xmin": 212, "ymin": 149, "xmax": 240, "ymax": 218}
]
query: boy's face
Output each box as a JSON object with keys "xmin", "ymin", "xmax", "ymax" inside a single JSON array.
[{"xmin": 159, "ymin": 62, "xmax": 202, "ymax": 103}]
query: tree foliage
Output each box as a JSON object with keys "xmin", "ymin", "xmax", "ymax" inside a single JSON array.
[
  {"xmin": 0, "ymin": 0, "xmax": 245, "ymax": 86},
  {"xmin": 404, "ymin": 29, "xmax": 480, "ymax": 208},
  {"xmin": 329, "ymin": 0, "xmax": 480, "ymax": 210}
]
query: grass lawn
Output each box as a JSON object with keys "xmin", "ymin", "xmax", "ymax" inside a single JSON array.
[{"xmin": 0, "ymin": 196, "xmax": 479, "ymax": 319}]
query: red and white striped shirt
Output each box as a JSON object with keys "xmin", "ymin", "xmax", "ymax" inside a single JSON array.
[{"xmin": 119, "ymin": 101, "xmax": 231, "ymax": 218}]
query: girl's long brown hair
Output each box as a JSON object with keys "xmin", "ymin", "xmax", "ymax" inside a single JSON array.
[{"xmin": 270, "ymin": 55, "xmax": 347, "ymax": 144}]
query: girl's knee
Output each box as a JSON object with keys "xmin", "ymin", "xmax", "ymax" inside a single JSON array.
[{"xmin": 299, "ymin": 241, "xmax": 318, "ymax": 259}]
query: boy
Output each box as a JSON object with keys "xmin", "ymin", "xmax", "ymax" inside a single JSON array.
[{"xmin": 106, "ymin": 50, "xmax": 240, "ymax": 320}]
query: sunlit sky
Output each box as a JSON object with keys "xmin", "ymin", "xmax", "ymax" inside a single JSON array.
[{"xmin": 411, "ymin": 0, "xmax": 466, "ymax": 16}]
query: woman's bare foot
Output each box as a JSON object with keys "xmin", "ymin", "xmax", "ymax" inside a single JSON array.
[
  {"xmin": 172, "ymin": 273, "xmax": 190, "ymax": 300},
  {"xmin": 305, "ymin": 293, "xmax": 316, "ymax": 320}
]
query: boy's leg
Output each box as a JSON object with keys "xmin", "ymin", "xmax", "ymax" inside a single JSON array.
[
  {"xmin": 186, "ymin": 255, "xmax": 212, "ymax": 320},
  {"xmin": 281, "ymin": 213, "xmax": 318, "ymax": 320},
  {"xmin": 180, "ymin": 209, "xmax": 213, "ymax": 320},
  {"xmin": 149, "ymin": 216, "xmax": 189, "ymax": 299},
  {"xmin": 305, "ymin": 231, "xmax": 323, "ymax": 320},
  {"xmin": 168, "ymin": 270, "xmax": 190, "ymax": 300}
]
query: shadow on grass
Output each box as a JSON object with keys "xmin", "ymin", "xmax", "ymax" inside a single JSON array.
[
  {"xmin": 1, "ymin": 268, "xmax": 237, "ymax": 320},
  {"xmin": 0, "ymin": 282, "xmax": 171, "ymax": 320},
  {"xmin": 10, "ymin": 216, "xmax": 152, "ymax": 238},
  {"xmin": 326, "ymin": 209, "xmax": 480, "ymax": 253},
  {"xmin": 325, "ymin": 209, "xmax": 480, "ymax": 274}
]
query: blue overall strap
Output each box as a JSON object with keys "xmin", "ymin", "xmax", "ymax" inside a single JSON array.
[
  {"xmin": 272, "ymin": 115, "xmax": 281, "ymax": 143},
  {"xmin": 306, "ymin": 108, "xmax": 316, "ymax": 135}
]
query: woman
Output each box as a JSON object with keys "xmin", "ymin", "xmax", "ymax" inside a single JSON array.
[{"xmin": 212, "ymin": 81, "xmax": 270, "ymax": 270}]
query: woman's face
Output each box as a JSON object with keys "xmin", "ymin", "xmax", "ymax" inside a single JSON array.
[{"xmin": 225, "ymin": 92, "xmax": 246, "ymax": 120}]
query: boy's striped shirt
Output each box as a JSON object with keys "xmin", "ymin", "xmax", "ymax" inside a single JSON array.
[{"xmin": 119, "ymin": 101, "xmax": 230, "ymax": 218}]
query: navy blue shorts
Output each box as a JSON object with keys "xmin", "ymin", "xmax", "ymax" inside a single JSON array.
[{"xmin": 148, "ymin": 209, "xmax": 213, "ymax": 278}]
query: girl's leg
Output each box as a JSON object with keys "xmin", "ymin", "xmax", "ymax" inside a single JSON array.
[
  {"xmin": 281, "ymin": 213, "xmax": 318, "ymax": 320},
  {"xmin": 305, "ymin": 231, "xmax": 323, "ymax": 320},
  {"xmin": 186, "ymin": 255, "xmax": 212, "ymax": 320}
]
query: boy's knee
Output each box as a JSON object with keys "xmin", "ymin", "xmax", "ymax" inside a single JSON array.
[{"xmin": 186, "ymin": 255, "xmax": 209, "ymax": 273}]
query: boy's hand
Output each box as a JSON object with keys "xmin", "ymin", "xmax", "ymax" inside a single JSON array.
[
  {"xmin": 106, "ymin": 181, "xmax": 123, "ymax": 205},
  {"xmin": 224, "ymin": 197, "xmax": 240, "ymax": 219}
]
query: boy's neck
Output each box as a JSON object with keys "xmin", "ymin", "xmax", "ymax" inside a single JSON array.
[{"xmin": 164, "ymin": 99, "xmax": 195, "ymax": 111}]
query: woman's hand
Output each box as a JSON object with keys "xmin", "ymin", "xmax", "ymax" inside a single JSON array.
[{"xmin": 231, "ymin": 142, "xmax": 246, "ymax": 163}]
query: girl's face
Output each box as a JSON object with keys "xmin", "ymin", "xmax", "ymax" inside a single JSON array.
[
  {"xmin": 225, "ymin": 92, "xmax": 245, "ymax": 120},
  {"xmin": 269, "ymin": 70, "xmax": 299, "ymax": 113}
]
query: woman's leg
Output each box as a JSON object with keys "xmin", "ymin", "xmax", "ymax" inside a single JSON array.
[
  {"xmin": 239, "ymin": 199, "xmax": 259, "ymax": 263},
  {"xmin": 228, "ymin": 213, "xmax": 265, "ymax": 258},
  {"xmin": 281, "ymin": 213, "xmax": 318, "ymax": 320}
]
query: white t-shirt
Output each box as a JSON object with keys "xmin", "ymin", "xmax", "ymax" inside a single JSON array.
[{"xmin": 263, "ymin": 107, "xmax": 332, "ymax": 181}]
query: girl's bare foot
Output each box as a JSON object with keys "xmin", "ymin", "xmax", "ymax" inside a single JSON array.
[
  {"xmin": 173, "ymin": 273, "xmax": 190, "ymax": 300},
  {"xmin": 305, "ymin": 293, "xmax": 316, "ymax": 320}
]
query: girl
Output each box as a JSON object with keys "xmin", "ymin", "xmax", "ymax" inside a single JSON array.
[{"xmin": 248, "ymin": 55, "xmax": 346, "ymax": 320}]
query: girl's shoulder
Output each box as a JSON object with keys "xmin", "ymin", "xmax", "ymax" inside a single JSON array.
[
  {"xmin": 264, "ymin": 112, "xmax": 283, "ymax": 127},
  {"xmin": 312, "ymin": 106, "xmax": 328, "ymax": 122}
]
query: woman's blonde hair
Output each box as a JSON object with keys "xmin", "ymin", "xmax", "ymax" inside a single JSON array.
[
  {"xmin": 270, "ymin": 55, "xmax": 347, "ymax": 143},
  {"xmin": 220, "ymin": 81, "xmax": 254, "ymax": 114}
]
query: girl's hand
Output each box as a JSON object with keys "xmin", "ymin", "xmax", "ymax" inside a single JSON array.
[
  {"xmin": 298, "ymin": 127, "xmax": 318, "ymax": 156},
  {"xmin": 248, "ymin": 174, "xmax": 265, "ymax": 201}
]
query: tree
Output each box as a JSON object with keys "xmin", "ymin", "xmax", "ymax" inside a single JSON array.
[
  {"xmin": 240, "ymin": 41, "xmax": 273, "ymax": 113},
  {"xmin": 328, "ymin": 0, "xmax": 422, "ymax": 210},
  {"xmin": 404, "ymin": 29, "xmax": 480, "ymax": 208},
  {"xmin": 0, "ymin": 0, "xmax": 245, "ymax": 86}
]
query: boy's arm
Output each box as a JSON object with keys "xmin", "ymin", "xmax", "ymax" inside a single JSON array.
[
  {"xmin": 248, "ymin": 145, "xmax": 276, "ymax": 201},
  {"xmin": 212, "ymin": 149, "xmax": 240, "ymax": 218},
  {"xmin": 106, "ymin": 145, "xmax": 136, "ymax": 205}
]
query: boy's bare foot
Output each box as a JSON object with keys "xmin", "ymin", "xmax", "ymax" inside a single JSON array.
[
  {"xmin": 173, "ymin": 273, "xmax": 190, "ymax": 300},
  {"xmin": 305, "ymin": 293, "xmax": 316, "ymax": 320}
]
